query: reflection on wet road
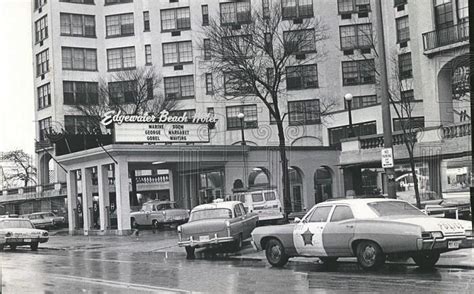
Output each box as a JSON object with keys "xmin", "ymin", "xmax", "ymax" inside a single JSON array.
[{"xmin": 1, "ymin": 248, "xmax": 473, "ymax": 293}]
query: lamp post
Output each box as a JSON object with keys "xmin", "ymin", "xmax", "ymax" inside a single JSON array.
[
  {"xmin": 344, "ymin": 93, "xmax": 355, "ymax": 137},
  {"xmin": 237, "ymin": 112, "xmax": 246, "ymax": 145}
]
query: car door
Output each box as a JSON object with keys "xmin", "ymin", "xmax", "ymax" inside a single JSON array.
[
  {"xmin": 238, "ymin": 203, "xmax": 254, "ymax": 238},
  {"xmin": 232, "ymin": 204, "xmax": 245, "ymax": 237},
  {"xmin": 293, "ymin": 205, "xmax": 334, "ymax": 257},
  {"xmin": 321, "ymin": 205, "xmax": 356, "ymax": 257}
]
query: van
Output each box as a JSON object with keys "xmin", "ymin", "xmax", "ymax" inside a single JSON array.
[{"xmin": 230, "ymin": 189, "xmax": 284, "ymax": 223}]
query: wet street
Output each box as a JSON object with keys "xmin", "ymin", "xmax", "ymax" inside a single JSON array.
[{"xmin": 1, "ymin": 239, "xmax": 474, "ymax": 294}]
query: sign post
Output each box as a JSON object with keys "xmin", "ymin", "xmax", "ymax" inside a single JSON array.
[{"xmin": 381, "ymin": 148, "xmax": 394, "ymax": 169}]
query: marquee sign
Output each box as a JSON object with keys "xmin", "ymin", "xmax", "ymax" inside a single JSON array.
[
  {"xmin": 103, "ymin": 110, "xmax": 215, "ymax": 143},
  {"xmin": 114, "ymin": 122, "xmax": 210, "ymax": 143}
]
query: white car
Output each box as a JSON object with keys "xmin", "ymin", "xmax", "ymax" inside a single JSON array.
[
  {"xmin": 230, "ymin": 189, "xmax": 284, "ymax": 223},
  {"xmin": 0, "ymin": 218, "xmax": 49, "ymax": 251}
]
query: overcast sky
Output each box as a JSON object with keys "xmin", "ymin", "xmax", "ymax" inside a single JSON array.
[{"xmin": 0, "ymin": 0, "xmax": 35, "ymax": 155}]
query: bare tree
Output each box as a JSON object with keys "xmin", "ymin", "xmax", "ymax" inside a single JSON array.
[
  {"xmin": 73, "ymin": 66, "xmax": 177, "ymax": 132},
  {"xmin": 201, "ymin": 3, "xmax": 330, "ymax": 215},
  {"xmin": 340, "ymin": 21, "xmax": 423, "ymax": 208},
  {"xmin": 1, "ymin": 150, "xmax": 37, "ymax": 187}
]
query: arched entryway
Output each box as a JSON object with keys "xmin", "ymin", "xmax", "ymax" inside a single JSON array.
[
  {"xmin": 39, "ymin": 153, "xmax": 54, "ymax": 184},
  {"xmin": 248, "ymin": 167, "xmax": 271, "ymax": 189},
  {"xmin": 314, "ymin": 167, "xmax": 333, "ymax": 204},
  {"xmin": 289, "ymin": 167, "xmax": 304, "ymax": 212}
]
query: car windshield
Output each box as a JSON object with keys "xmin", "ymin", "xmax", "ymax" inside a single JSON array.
[
  {"xmin": 190, "ymin": 208, "xmax": 232, "ymax": 221},
  {"xmin": 0, "ymin": 220, "xmax": 34, "ymax": 229},
  {"xmin": 367, "ymin": 201, "xmax": 426, "ymax": 217},
  {"xmin": 157, "ymin": 203, "xmax": 178, "ymax": 210}
]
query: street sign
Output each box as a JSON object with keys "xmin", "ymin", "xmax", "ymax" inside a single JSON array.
[{"xmin": 381, "ymin": 148, "xmax": 394, "ymax": 168}]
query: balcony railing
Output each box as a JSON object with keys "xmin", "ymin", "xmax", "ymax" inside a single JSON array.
[
  {"xmin": 136, "ymin": 174, "xmax": 169, "ymax": 184},
  {"xmin": 423, "ymin": 21, "xmax": 469, "ymax": 52},
  {"xmin": 442, "ymin": 122, "xmax": 471, "ymax": 139},
  {"xmin": 360, "ymin": 132, "xmax": 417, "ymax": 149}
]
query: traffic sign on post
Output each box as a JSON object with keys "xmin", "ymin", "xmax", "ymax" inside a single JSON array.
[{"xmin": 381, "ymin": 148, "xmax": 394, "ymax": 168}]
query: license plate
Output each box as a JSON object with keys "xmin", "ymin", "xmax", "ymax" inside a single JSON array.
[
  {"xmin": 199, "ymin": 235, "xmax": 210, "ymax": 242},
  {"xmin": 24, "ymin": 238, "xmax": 31, "ymax": 242},
  {"xmin": 448, "ymin": 240, "xmax": 461, "ymax": 249}
]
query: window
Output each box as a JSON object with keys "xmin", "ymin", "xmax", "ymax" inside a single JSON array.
[
  {"xmin": 220, "ymin": 0, "xmax": 251, "ymax": 26},
  {"xmin": 60, "ymin": 13, "xmax": 95, "ymax": 37},
  {"xmin": 234, "ymin": 205, "xmax": 243, "ymax": 217},
  {"xmin": 457, "ymin": 0, "xmax": 468, "ymax": 22},
  {"xmin": 286, "ymin": 64, "xmax": 318, "ymax": 90},
  {"xmin": 288, "ymin": 99, "xmax": 321, "ymax": 125},
  {"xmin": 108, "ymin": 80, "xmax": 137, "ymax": 104},
  {"xmin": 398, "ymin": 53, "xmax": 412, "ymax": 79},
  {"xmin": 394, "ymin": 0, "xmax": 407, "ymax": 7},
  {"xmin": 263, "ymin": 0, "xmax": 270, "ymax": 19},
  {"xmin": 202, "ymin": 5, "xmax": 209, "ymax": 26},
  {"xmin": 337, "ymin": 0, "xmax": 371, "ymax": 14},
  {"xmin": 164, "ymin": 75, "xmax": 195, "ymax": 99},
  {"xmin": 105, "ymin": 0, "xmax": 132, "ymax": 4},
  {"xmin": 226, "ymin": 105, "xmax": 258, "ymax": 130},
  {"xmin": 63, "ymin": 81, "xmax": 98, "ymax": 105},
  {"xmin": 62, "ymin": 47, "xmax": 97, "ymax": 71},
  {"xmin": 203, "ymin": 39, "xmax": 211, "ymax": 60},
  {"xmin": 60, "ymin": 0, "xmax": 95, "ymax": 4},
  {"xmin": 281, "ymin": 0, "xmax": 314, "ymax": 19},
  {"xmin": 330, "ymin": 206, "xmax": 354, "ymax": 222},
  {"xmin": 36, "ymin": 49, "xmax": 49, "ymax": 76},
  {"xmin": 169, "ymin": 109, "xmax": 196, "ymax": 120},
  {"xmin": 283, "ymin": 29, "xmax": 316, "ymax": 53},
  {"xmin": 434, "ymin": 0, "xmax": 453, "ymax": 29},
  {"xmin": 205, "ymin": 73, "xmax": 213, "ymax": 95},
  {"xmin": 37, "ymin": 83, "xmax": 51, "ymax": 109},
  {"xmin": 401, "ymin": 90, "xmax": 415, "ymax": 102},
  {"xmin": 34, "ymin": 0, "xmax": 47, "ymax": 10},
  {"xmin": 143, "ymin": 11, "xmax": 150, "ymax": 31},
  {"xmin": 342, "ymin": 60, "xmax": 375, "ymax": 85},
  {"xmin": 106, "ymin": 13, "xmax": 134, "ymax": 37},
  {"xmin": 344, "ymin": 95, "xmax": 379, "ymax": 109},
  {"xmin": 393, "ymin": 117, "xmax": 425, "ymax": 132},
  {"xmin": 35, "ymin": 16, "xmax": 48, "ymax": 43},
  {"xmin": 107, "ymin": 47, "xmax": 135, "ymax": 71},
  {"xmin": 222, "ymin": 35, "xmax": 253, "ymax": 58},
  {"xmin": 340, "ymin": 24, "xmax": 372, "ymax": 50},
  {"xmin": 308, "ymin": 206, "xmax": 332, "ymax": 222},
  {"xmin": 396, "ymin": 16, "xmax": 409, "ymax": 43},
  {"xmin": 64, "ymin": 116, "xmax": 96, "ymax": 134},
  {"xmin": 145, "ymin": 45, "xmax": 152, "ymax": 65},
  {"xmin": 38, "ymin": 117, "xmax": 52, "ymax": 141},
  {"xmin": 162, "ymin": 41, "xmax": 193, "ymax": 65},
  {"xmin": 328, "ymin": 121, "xmax": 377, "ymax": 146},
  {"xmin": 161, "ymin": 7, "xmax": 191, "ymax": 32},
  {"xmin": 224, "ymin": 72, "xmax": 253, "ymax": 95}
]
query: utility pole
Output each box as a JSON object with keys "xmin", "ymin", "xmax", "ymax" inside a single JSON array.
[{"xmin": 375, "ymin": 0, "xmax": 397, "ymax": 199}]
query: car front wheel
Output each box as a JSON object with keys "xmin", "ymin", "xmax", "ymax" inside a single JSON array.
[
  {"xmin": 131, "ymin": 218, "xmax": 139, "ymax": 229},
  {"xmin": 185, "ymin": 246, "xmax": 195, "ymax": 259},
  {"xmin": 356, "ymin": 241, "xmax": 385, "ymax": 271},
  {"xmin": 31, "ymin": 243, "xmax": 39, "ymax": 251},
  {"xmin": 10, "ymin": 245, "xmax": 17, "ymax": 251},
  {"xmin": 412, "ymin": 252, "xmax": 440, "ymax": 268},
  {"xmin": 265, "ymin": 238, "xmax": 289, "ymax": 267}
]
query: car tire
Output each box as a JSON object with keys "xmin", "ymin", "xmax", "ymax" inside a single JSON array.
[
  {"xmin": 412, "ymin": 252, "xmax": 440, "ymax": 269},
  {"xmin": 356, "ymin": 241, "xmax": 385, "ymax": 271},
  {"xmin": 0, "ymin": 245, "xmax": 4, "ymax": 251},
  {"xmin": 31, "ymin": 243, "xmax": 39, "ymax": 251},
  {"xmin": 231, "ymin": 234, "xmax": 243, "ymax": 252},
  {"xmin": 265, "ymin": 238, "xmax": 289, "ymax": 267},
  {"xmin": 152, "ymin": 220, "xmax": 160, "ymax": 233},
  {"xmin": 10, "ymin": 245, "xmax": 17, "ymax": 251},
  {"xmin": 185, "ymin": 246, "xmax": 195, "ymax": 259},
  {"xmin": 131, "ymin": 218, "xmax": 139, "ymax": 229},
  {"xmin": 319, "ymin": 257, "xmax": 338, "ymax": 265}
]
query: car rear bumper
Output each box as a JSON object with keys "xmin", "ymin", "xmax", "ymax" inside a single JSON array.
[
  {"xmin": 257, "ymin": 214, "xmax": 284, "ymax": 221},
  {"xmin": 418, "ymin": 237, "xmax": 471, "ymax": 251},
  {"xmin": 2, "ymin": 237, "xmax": 48, "ymax": 245},
  {"xmin": 159, "ymin": 218, "xmax": 188, "ymax": 225},
  {"xmin": 178, "ymin": 236, "xmax": 235, "ymax": 248}
]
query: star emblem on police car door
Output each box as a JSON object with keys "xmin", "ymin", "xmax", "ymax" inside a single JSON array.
[{"xmin": 301, "ymin": 229, "xmax": 314, "ymax": 246}]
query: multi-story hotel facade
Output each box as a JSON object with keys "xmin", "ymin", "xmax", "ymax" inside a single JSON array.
[{"xmin": 10, "ymin": 0, "xmax": 468, "ymax": 233}]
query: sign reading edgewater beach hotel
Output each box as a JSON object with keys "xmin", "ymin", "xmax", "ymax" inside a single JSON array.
[{"xmin": 101, "ymin": 110, "xmax": 215, "ymax": 143}]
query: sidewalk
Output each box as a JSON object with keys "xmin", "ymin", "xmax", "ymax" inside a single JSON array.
[{"xmin": 42, "ymin": 229, "xmax": 474, "ymax": 270}]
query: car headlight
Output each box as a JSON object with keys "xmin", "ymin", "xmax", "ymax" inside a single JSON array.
[
  {"xmin": 466, "ymin": 230, "xmax": 473, "ymax": 237},
  {"xmin": 422, "ymin": 231, "xmax": 444, "ymax": 239},
  {"xmin": 42, "ymin": 231, "xmax": 49, "ymax": 237},
  {"xmin": 5, "ymin": 232, "xmax": 12, "ymax": 237}
]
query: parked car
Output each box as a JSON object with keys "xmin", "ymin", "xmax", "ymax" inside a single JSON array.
[
  {"xmin": 0, "ymin": 217, "xmax": 49, "ymax": 251},
  {"xmin": 130, "ymin": 200, "xmax": 189, "ymax": 229},
  {"xmin": 29, "ymin": 212, "xmax": 65, "ymax": 228},
  {"xmin": 229, "ymin": 189, "xmax": 284, "ymax": 223},
  {"xmin": 22, "ymin": 213, "xmax": 55, "ymax": 229},
  {"xmin": 177, "ymin": 199, "xmax": 259, "ymax": 259},
  {"xmin": 251, "ymin": 198, "xmax": 472, "ymax": 270}
]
